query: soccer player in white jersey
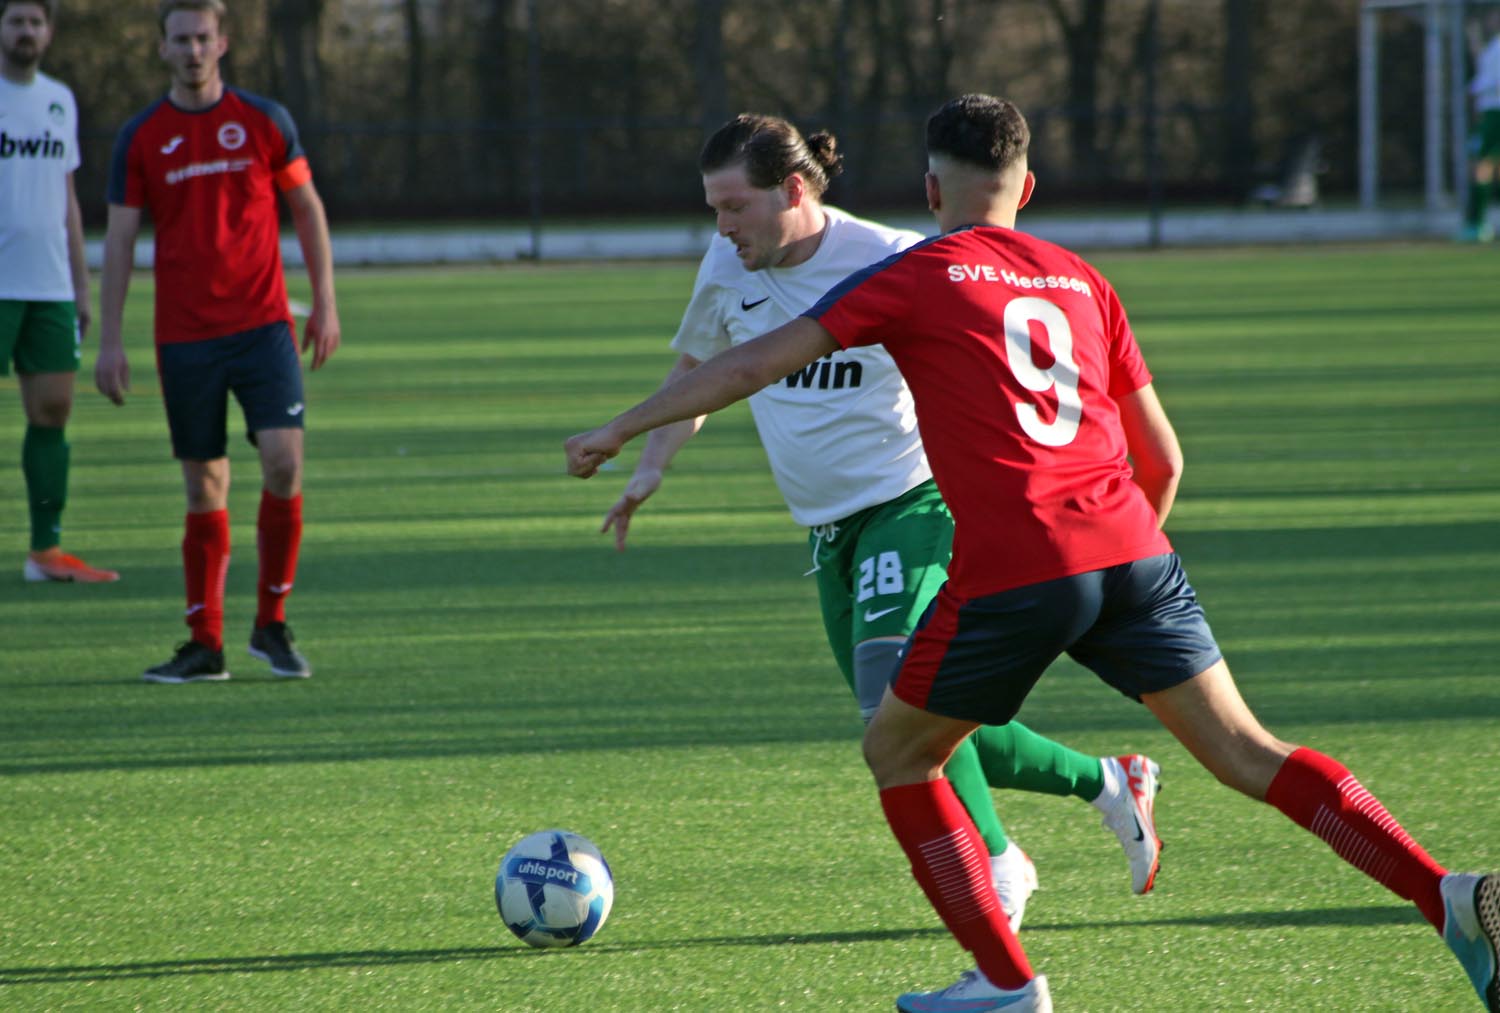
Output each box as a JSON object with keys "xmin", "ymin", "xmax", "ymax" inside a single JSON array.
[
  {"xmin": 1461, "ymin": 8, "xmax": 1500, "ymax": 241},
  {"xmin": 0, "ymin": 0, "xmax": 117, "ymax": 582},
  {"xmin": 593, "ymin": 113, "xmax": 1162, "ymax": 928}
]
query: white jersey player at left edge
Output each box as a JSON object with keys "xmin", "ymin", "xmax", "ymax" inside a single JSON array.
[
  {"xmin": 581, "ymin": 113, "xmax": 1169, "ymax": 933},
  {"xmin": 0, "ymin": 0, "xmax": 118, "ymax": 583}
]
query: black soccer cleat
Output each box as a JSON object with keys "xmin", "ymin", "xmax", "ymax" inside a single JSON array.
[
  {"xmin": 142, "ymin": 641, "xmax": 230, "ymax": 683},
  {"xmin": 248, "ymin": 621, "xmax": 312, "ymax": 679}
]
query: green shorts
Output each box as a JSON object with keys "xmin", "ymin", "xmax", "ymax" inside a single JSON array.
[
  {"xmin": 0, "ymin": 300, "xmax": 81, "ymax": 377},
  {"xmin": 1479, "ymin": 110, "xmax": 1500, "ymax": 160},
  {"xmin": 809, "ymin": 479, "xmax": 954, "ymax": 693}
]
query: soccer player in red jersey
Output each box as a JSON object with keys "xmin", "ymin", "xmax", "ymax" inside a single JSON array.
[
  {"xmin": 96, "ymin": 0, "xmax": 341, "ymax": 683},
  {"xmin": 566, "ymin": 94, "xmax": 1498, "ymax": 1012}
]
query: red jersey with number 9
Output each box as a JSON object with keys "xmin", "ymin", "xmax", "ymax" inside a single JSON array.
[
  {"xmin": 107, "ymin": 87, "xmax": 310, "ymax": 345},
  {"xmin": 809, "ymin": 224, "xmax": 1171, "ymax": 600}
]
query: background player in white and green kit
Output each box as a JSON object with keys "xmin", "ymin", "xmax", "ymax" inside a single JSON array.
[
  {"xmin": 596, "ymin": 114, "xmax": 1164, "ymax": 925},
  {"xmin": 0, "ymin": 0, "xmax": 116, "ymax": 582}
]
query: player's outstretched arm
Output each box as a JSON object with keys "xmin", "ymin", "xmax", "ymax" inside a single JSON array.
[
  {"xmin": 601, "ymin": 353, "xmax": 709, "ymax": 551},
  {"xmin": 285, "ymin": 181, "xmax": 341, "ymax": 370},
  {"xmin": 1117, "ymin": 382, "xmax": 1183, "ymax": 526},
  {"xmin": 566, "ymin": 317, "xmax": 837, "ymax": 479},
  {"xmin": 95, "ymin": 204, "xmax": 142, "ymax": 406}
]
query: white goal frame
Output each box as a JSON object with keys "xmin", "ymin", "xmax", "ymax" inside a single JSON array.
[{"xmin": 1359, "ymin": 0, "xmax": 1500, "ymax": 210}]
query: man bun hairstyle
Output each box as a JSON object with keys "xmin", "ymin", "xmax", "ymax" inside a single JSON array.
[
  {"xmin": 927, "ymin": 94, "xmax": 1030, "ymax": 172},
  {"xmin": 700, "ymin": 113, "xmax": 844, "ymax": 198}
]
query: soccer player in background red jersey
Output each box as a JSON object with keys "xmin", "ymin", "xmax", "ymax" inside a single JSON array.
[
  {"xmin": 96, "ymin": 0, "xmax": 340, "ymax": 683},
  {"xmin": 566, "ymin": 94, "xmax": 1498, "ymax": 1012}
]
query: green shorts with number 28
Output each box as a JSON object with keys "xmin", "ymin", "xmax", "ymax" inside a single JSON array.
[{"xmin": 808, "ymin": 478, "xmax": 954, "ymax": 694}]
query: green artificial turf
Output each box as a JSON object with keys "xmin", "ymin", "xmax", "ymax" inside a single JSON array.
[{"xmin": 1, "ymin": 244, "xmax": 1496, "ymax": 1011}]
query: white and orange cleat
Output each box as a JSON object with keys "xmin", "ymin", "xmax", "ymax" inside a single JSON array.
[
  {"xmin": 24, "ymin": 547, "xmax": 120, "ymax": 583},
  {"xmin": 1095, "ymin": 754, "xmax": 1162, "ymax": 894}
]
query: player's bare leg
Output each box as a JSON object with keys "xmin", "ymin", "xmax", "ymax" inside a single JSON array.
[
  {"xmin": 1140, "ymin": 660, "xmax": 1291, "ymax": 799},
  {"xmin": 1147, "ymin": 662, "xmax": 1496, "ymax": 1009}
]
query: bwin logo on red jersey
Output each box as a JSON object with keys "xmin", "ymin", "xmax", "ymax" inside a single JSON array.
[
  {"xmin": 0, "ymin": 131, "xmax": 66, "ymax": 160},
  {"xmin": 784, "ymin": 355, "xmax": 863, "ymax": 390}
]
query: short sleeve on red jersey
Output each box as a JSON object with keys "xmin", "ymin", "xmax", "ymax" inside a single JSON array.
[
  {"xmin": 233, "ymin": 90, "xmax": 305, "ymax": 168},
  {"xmin": 805, "ymin": 238, "xmax": 934, "ymax": 349},
  {"xmin": 106, "ymin": 99, "xmax": 166, "ymax": 207},
  {"xmin": 1099, "ymin": 279, "xmax": 1154, "ymax": 398}
]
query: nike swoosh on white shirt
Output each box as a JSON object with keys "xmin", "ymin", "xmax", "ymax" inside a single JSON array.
[{"xmin": 863, "ymin": 606, "xmax": 902, "ymax": 622}]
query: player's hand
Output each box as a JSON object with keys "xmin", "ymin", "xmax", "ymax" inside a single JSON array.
[
  {"xmin": 94, "ymin": 345, "xmax": 130, "ymax": 406},
  {"xmin": 303, "ymin": 304, "xmax": 342, "ymax": 370},
  {"xmin": 75, "ymin": 303, "xmax": 92, "ymax": 340},
  {"xmin": 601, "ymin": 467, "xmax": 663, "ymax": 551},
  {"xmin": 565, "ymin": 425, "xmax": 624, "ymax": 479}
]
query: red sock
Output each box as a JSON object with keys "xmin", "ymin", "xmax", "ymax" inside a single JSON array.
[
  {"xmin": 880, "ymin": 780, "xmax": 1033, "ymax": 989},
  {"xmin": 183, "ymin": 510, "xmax": 230, "ymax": 651},
  {"xmin": 1265, "ymin": 747, "xmax": 1447, "ymax": 930},
  {"xmin": 255, "ymin": 490, "xmax": 302, "ymax": 627}
]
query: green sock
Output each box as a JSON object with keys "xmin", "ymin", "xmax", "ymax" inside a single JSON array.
[
  {"xmin": 1466, "ymin": 177, "xmax": 1491, "ymax": 227},
  {"xmin": 22, "ymin": 424, "xmax": 69, "ymax": 552},
  {"xmin": 946, "ymin": 734, "xmax": 1008, "ymax": 854},
  {"xmin": 972, "ymin": 721, "xmax": 1106, "ymax": 803}
]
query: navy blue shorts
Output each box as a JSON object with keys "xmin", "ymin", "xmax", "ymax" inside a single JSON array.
[
  {"xmin": 156, "ymin": 322, "xmax": 305, "ymax": 461},
  {"xmin": 895, "ymin": 553, "xmax": 1223, "ymax": 726}
]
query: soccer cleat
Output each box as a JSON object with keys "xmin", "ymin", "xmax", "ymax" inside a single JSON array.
[
  {"xmin": 1455, "ymin": 223, "xmax": 1495, "ymax": 243},
  {"xmin": 248, "ymin": 621, "xmax": 311, "ymax": 678},
  {"xmin": 142, "ymin": 641, "xmax": 229, "ymax": 683},
  {"xmin": 1441, "ymin": 872, "xmax": 1500, "ymax": 1012},
  {"xmin": 1095, "ymin": 754, "xmax": 1162, "ymax": 894},
  {"xmin": 896, "ymin": 970, "xmax": 1051, "ymax": 1012},
  {"xmin": 24, "ymin": 548, "xmax": 119, "ymax": 583},
  {"xmin": 990, "ymin": 842, "xmax": 1039, "ymax": 934}
]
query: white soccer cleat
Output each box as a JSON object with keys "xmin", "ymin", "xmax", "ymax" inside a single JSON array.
[
  {"xmin": 1095, "ymin": 754, "xmax": 1162, "ymax": 894},
  {"xmin": 896, "ymin": 970, "xmax": 1051, "ymax": 1012},
  {"xmin": 1441, "ymin": 872, "xmax": 1500, "ymax": 1012},
  {"xmin": 990, "ymin": 841, "xmax": 1039, "ymax": 934}
]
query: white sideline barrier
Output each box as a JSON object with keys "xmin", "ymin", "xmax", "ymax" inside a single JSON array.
[{"xmin": 85, "ymin": 207, "xmax": 1459, "ymax": 269}]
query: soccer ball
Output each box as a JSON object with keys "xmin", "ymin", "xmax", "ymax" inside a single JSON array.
[{"xmin": 495, "ymin": 829, "xmax": 614, "ymax": 948}]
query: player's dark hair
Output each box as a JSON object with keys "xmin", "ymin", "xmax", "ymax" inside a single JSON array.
[
  {"xmin": 926, "ymin": 94, "xmax": 1030, "ymax": 172},
  {"xmin": 1, "ymin": 0, "xmax": 54, "ymax": 21},
  {"xmin": 158, "ymin": 0, "xmax": 225, "ymax": 34},
  {"xmin": 699, "ymin": 114, "xmax": 843, "ymax": 198}
]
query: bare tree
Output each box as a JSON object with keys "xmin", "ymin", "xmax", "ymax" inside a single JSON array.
[
  {"xmin": 1223, "ymin": 0, "xmax": 1255, "ymax": 195},
  {"xmin": 268, "ymin": 0, "xmax": 325, "ymax": 141},
  {"xmin": 695, "ymin": 0, "xmax": 729, "ymax": 139},
  {"xmin": 1040, "ymin": 0, "xmax": 1110, "ymax": 182},
  {"xmin": 404, "ymin": 0, "xmax": 425, "ymax": 194}
]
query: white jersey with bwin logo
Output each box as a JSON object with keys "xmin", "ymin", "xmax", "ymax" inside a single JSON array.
[
  {"xmin": 672, "ymin": 206, "xmax": 932, "ymax": 527},
  {"xmin": 0, "ymin": 72, "xmax": 80, "ymax": 301}
]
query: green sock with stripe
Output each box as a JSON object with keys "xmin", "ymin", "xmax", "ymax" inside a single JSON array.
[{"xmin": 23, "ymin": 424, "xmax": 69, "ymax": 552}]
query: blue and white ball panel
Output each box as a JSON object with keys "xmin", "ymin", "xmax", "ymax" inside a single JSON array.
[{"xmin": 496, "ymin": 830, "xmax": 614, "ymax": 948}]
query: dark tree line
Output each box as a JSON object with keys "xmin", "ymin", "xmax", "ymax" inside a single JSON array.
[{"xmin": 39, "ymin": 0, "xmax": 1427, "ymax": 223}]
